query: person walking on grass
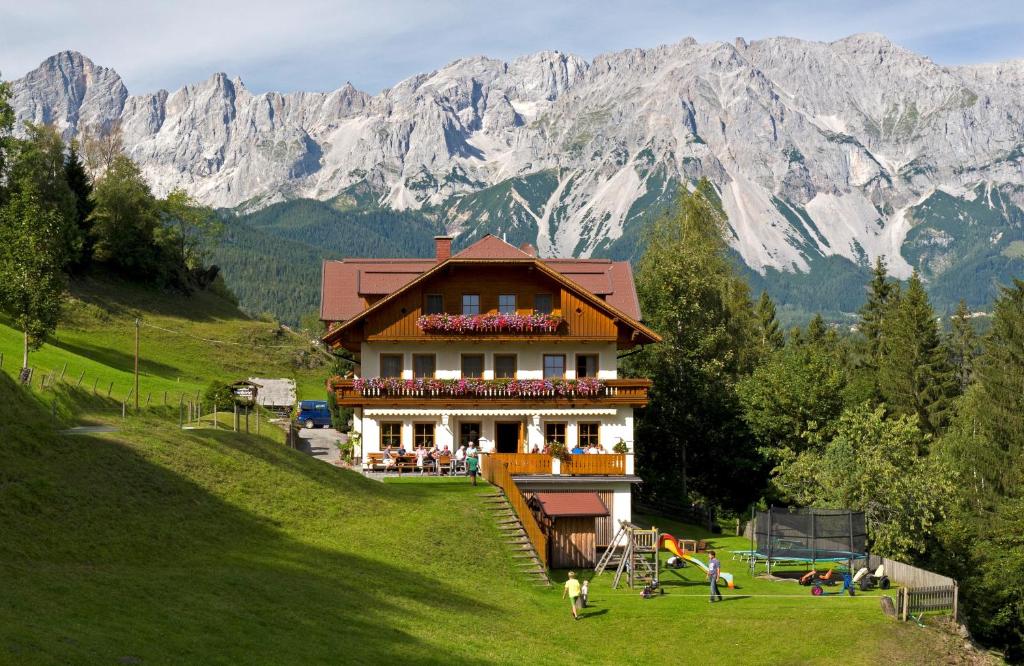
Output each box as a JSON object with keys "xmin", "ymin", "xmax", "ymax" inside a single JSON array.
[
  {"xmin": 707, "ymin": 550, "xmax": 723, "ymax": 602},
  {"xmin": 563, "ymin": 571, "xmax": 582, "ymax": 620},
  {"xmin": 466, "ymin": 451, "xmax": 479, "ymax": 486}
]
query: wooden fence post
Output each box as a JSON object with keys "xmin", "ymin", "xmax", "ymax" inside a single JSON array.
[
  {"xmin": 953, "ymin": 583, "xmax": 959, "ymax": 623},
  {"xmin": 107, "ymin": 381, "xmax": 113, "ymax": 397},
  {"xmin": 122, "ymin": 401, "xmax": 126, "ymax": 420},
  {"xmin": 164, "ymin": 391, "xmax": 167, "ymax": 406},
  {"xmin": 59, "ymin": 362, "xmax": 67, "ymax": 381},
  {"xmin": 0, "ymin": 351, "xmax": 4, "ymax": 367},
  {"xmin": 93, "ymin": 377, "xmax": 99, "ymax": 394},
  {"xmin": 901, "ymin": 588, "xmax": 909, "ymax": 621},
  {"xmin": 77, "ymin": 370, "xmax": 86, "ymax": 386},
  {"xmin": 145, "ymin": 393, "xmax": 152, "ymax": 407}
]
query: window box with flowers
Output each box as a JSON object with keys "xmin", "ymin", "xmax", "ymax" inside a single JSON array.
[
  {"xmin": 416, "ymin": 313, "xmax": 563, "ymax": 334},
  {"xmin": 346, "ymin": 376, "xmax": 604, "ymax": 398}
]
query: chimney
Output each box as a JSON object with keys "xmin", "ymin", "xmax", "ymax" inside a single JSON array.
[
  {"xmin": 434, "ymin": 235, "xmax": 453, "ymax": 262},
  {"xmin": 519, "ymin": 242, "xmax": 538, "ymax": 257}
]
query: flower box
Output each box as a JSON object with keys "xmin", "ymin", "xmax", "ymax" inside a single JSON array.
[
  {"xmin": 415, "ymin": 313, "xmax": 562, "ymax": 334},
  {"xmin": 349, "ymin": 377, "xmax": 604, "ymax": 398}
]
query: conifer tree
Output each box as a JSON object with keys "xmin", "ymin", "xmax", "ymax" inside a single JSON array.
[
  {"xmin": 64, "ymin": 141, "xmax": 95, "ymax": 271},
  {"xmin": 806, "ymin": 313, "xmax": 827, "ymax": 344},
  {"xmin": 877, "ymin": 271, "xmax": 955, "ymax": 434},
  {"xmin": 974, "ymin": 279, "xmax": 1024, "ymax": 492},
  {"xmin": 858, "ymin": 257, "xmax": 899, "ymax": 363},
  {"xmin": 755, "ymin": 290, "xmax": 784, "ymax": 352},
  {"xmin": 631, "ymin": 181, "xmax": 763, "ymax": 507},
  {"xmin": 948, "ymin": 299, "xmax": 978, "ymax": 392}
]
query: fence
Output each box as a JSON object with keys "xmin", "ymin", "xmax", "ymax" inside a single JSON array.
[
  {"xmin": 897, "ymin": 585, "xmax": 958, "ymax": 621},
  {"xmin": 634, "ymin": 498, "xmax": 718, "ymax": 532},
  {"xmin": 482, "ymin": 455, "xmax": 549, "ymax": 568},
  {"xmin": 562, "ymin": 453, "xmax": 626, "ymax": 476},
  {"xmin": 489, "ymin": 453, "xmax": 552, "ymax": 474},
  {"xmin": 868, "ymin": 555, "xmax": 956, "ymax": 588},
  {"xmin": 869, "ymin": 555, "xmax": 958, "ymax": 621}
]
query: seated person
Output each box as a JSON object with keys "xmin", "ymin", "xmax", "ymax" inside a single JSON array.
[
  {"xmin": 570, "ymin": 444, "xmax": 584, "ymax": 455},
  {"xmin": 397, "ymin": 445, "xmax": 407, "ymax": 456},
  {"xmin": 382, "ymin": 446, "xmax": 395, "ymax": 467},
  {"xmin": 530, "ymin": 444, "xmax": 540, "ymax": 454},
  {"xmin": 455, "ymin": 445, "xmax": 466, "ymax": 461},
  {"xmin": 540, "ymin": 444, "xmax": 550, "ymax": 455},
  {"xmin": 586, "ymin": 444, "xmax": 600, "ymax": 454},
  {"xmin": 415, "ymin": 446, "xmax": 427, "ymax": 467}
]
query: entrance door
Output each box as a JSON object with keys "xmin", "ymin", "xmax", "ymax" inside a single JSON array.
[
  {"xmin": 459, "ymin": 422, "xmax": 481, "ymax": 448},
  {"xmin": 495, "ymin": 421, "xmax": 522, "ymax": 453}
]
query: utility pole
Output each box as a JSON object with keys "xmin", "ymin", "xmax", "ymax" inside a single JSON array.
[{"xmin": 134, "ymin": 318, "xmax": 140, "ymax": 410}]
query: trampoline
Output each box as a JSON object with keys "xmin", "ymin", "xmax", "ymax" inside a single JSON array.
[{"xmin": 750, "ymin": 507, "xmax": 868, "ymax": 573}]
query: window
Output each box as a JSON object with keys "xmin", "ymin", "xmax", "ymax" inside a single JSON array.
[
  {"xmin": 498, "ymin": 294, "xmax": 517, "ymax": 314},
  {"xmin": 462, "ymin": 294, "xmax": 480, "ymax": 315},
  {"xmin": 414, "ymin": 423, "xmax": 435, "ymax": 449},
  {"xmin": 543, "ymin": 354, "xmax": 566, "ymax": 379},
  {"xmin": 380, "ymin": 354, "xmax": 403, "ymax": 378},
  {"xmin": 576, "ymin": 354, "xmax": 599, "ymax": 378},
  {"xmin": 461, "ymin": 354, "xmax": 484, "ymax": 378},
  {"xmin": 413, "ymin": 354, "xmax": 436, "ymax": 378},
  {"xmin": 425, "ymin": 294, "xmax": 444, "ymax": 314},
  {"xmin": 534, "ymin": 293, "xmax": 553, "ymax": 315},
  {"xmin": 579, "ymin": 422, "xmax": 600, "ymax": 449},
  {"xmin": 381, "ymin": 422, "xmax": 402, "ymax": 448},
  {"xmin": 494, "ymin": 354, "xmax": 517, "ymax": 379},
  {"xmin": 545, "ymin": 422, "xmax": 566, "ymax": 446},
  {"xmin": 459, "ymin": 422, "xmax": 481, "ymax": 447}
]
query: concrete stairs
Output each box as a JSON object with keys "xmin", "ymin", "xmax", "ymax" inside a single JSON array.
[{"xmin": 481, "ymin": 491, "xmax": 550, "ymax": 587}]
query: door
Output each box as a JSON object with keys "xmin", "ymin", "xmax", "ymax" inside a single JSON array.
[
  {"xmin": 495, "ymin": 421, "xmax": 522, "ymax": 453},
  {"xmin": 552, "ymin": 517, "xmax": 597, "ymax": 568}
]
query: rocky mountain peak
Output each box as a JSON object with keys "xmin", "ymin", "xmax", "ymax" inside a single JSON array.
[{"xmin": 7, "ymin": 36, "xmax": 1024, "ymax": 287}]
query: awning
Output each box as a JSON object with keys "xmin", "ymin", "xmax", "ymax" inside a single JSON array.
[{"xmin": 534, "ymin": 492, "xmax": 609, "ymax": 518}]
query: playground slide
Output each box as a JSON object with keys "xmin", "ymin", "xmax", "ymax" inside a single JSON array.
[{"xmin": 660, "ymin": 534, "xmax": 735, "ymax": 589}]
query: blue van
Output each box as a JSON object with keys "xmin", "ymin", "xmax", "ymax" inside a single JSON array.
[{"xmin": 297, "ymin": 400, "xmax": 332, "ymax": 429}]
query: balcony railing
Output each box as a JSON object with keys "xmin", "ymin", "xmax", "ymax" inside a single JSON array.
[
  {"xmin": 562, "ymin": 453, "xmax": 627, "ymax": 475},
  {"xmin": 485, "ymin": 453, "xmax": 629, "ymax": 476},
  {"xmin": 330, "ymin": 377, "xmax": 651, "ymax": 407}
]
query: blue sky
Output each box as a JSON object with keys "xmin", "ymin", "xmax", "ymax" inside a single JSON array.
[{"xmin": 2, "ymin": 0, "xmax": 1022, "ymax": 94}]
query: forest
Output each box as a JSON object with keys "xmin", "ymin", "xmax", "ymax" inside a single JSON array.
[{"xmin": 630, "ymin": 182, "xmax": 1024, "ymax": 660}]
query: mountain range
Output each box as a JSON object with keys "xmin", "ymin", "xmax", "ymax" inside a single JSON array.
[{"xmin": 7, "ymin": 34, "xmax": 1024, "ymax": 317}]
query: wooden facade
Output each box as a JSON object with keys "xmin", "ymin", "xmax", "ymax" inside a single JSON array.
[
  {"xmin": 549, "ymin": 517, "xmax": 597, "ymax": 569},
  {"xmin": 328, "ymin": 263, "xmax": 656, "ymax": 352}
]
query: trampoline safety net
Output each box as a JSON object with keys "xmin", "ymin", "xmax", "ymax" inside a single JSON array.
[{"xmin": 754, "ymin": 507, "xmax": 867, "ymax": 561}]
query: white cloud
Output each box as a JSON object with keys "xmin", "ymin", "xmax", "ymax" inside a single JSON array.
[{"xmin": 1, "ymin": 0, "xmax": 1021, "ymax": 94}]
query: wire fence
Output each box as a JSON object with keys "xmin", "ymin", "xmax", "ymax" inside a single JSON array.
[{"xmin": 1, "ymin": 352, "xmax": 291, "ymax": 440}]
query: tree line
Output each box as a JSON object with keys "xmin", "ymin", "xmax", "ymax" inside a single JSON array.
[
  {"xmin": 631, "ymin": 182, "xmax": 1024, "ymax": 659},
  {"xmin": 0, "ymin": 78, "xmax": 223, "ymax": 372}
]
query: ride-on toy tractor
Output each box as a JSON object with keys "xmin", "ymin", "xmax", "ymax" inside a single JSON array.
[{"xmin": 853, "ymin": 564, "xmax": 890, "ymax": 591}]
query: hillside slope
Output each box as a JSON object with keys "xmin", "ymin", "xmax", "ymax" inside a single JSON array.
[
  {"xmin": 0, "ymin": 277, "xmax": 331, "ymax": 402},
  {"xmin": 0, "ymin": 375, "xmax": 982, "ymax": 665}
]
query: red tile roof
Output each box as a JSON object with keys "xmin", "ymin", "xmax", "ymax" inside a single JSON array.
[
  {"xmin": 320, "ymin": 235, "xmax": 644, "ymax": 322},
  {"xmin": 534, "ymin": 492, "xmax": 609, "ymax": 518},
  {"xmin": 454, "ymin": 235, "xmax": 533, "ymax": 259}
]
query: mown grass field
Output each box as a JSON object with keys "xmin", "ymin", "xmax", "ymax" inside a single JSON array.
[
  {"xmin": 0, "ymin": 371, "xmax": 976, "ymax": 665},
  {"xmin": 0, "ymin": 281, "xmax": 979, "ymax": 664},
  {"xmin": 0, "ymin": 277, "xmax": 330, "ymax": 405}
]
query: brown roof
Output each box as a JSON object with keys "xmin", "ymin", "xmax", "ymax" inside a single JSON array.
[
  {"xmin": 534, "ymin": 492, "xmax": 609, "ymax": 518},
  {"xmin": 320, "ymin": 234, "xmax": 645, "ymax": 323},
  {"xmin": 454, "ymin": 235, "xmax": 533, "ymax": 259}
]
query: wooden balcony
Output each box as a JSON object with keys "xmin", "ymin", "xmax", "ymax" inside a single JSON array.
[
  {"xmin": 487, "ymin": 453, "xmax": 629, "ymax": 476},
  {"xmin": 330, "ymin": 378, "xmax": 651, "ymax": 408}
]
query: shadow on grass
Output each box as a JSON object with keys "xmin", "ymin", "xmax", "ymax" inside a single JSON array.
[
  {"xmin": 0, "ymin": 374, "xmax": 495, "ymax": 663},
  {"xmin": 52, "ymin": 338, "xmax": 183, "ymax": 381}
]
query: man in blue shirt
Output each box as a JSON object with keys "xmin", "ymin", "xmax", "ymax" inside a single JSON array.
[{"xmin": 707, "ymin": 550, "xmax": 723, "ymax": 602}]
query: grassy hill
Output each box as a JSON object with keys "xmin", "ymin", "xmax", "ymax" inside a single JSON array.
[
  {"xmin": 0, "ymin": 277, "xmax": 332, "ymax": 403},
  {"xmin": 0, "ymin": 373, "xmax": 982, "ymax": 665},
  {"xmin": 0, "ymin": 282, "xmax": 987, "ymax": 664}
]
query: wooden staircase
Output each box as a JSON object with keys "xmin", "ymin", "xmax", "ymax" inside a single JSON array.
[{"xmin": 482, "ymin": 491, "xmax": 550, "ymax": 587}]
